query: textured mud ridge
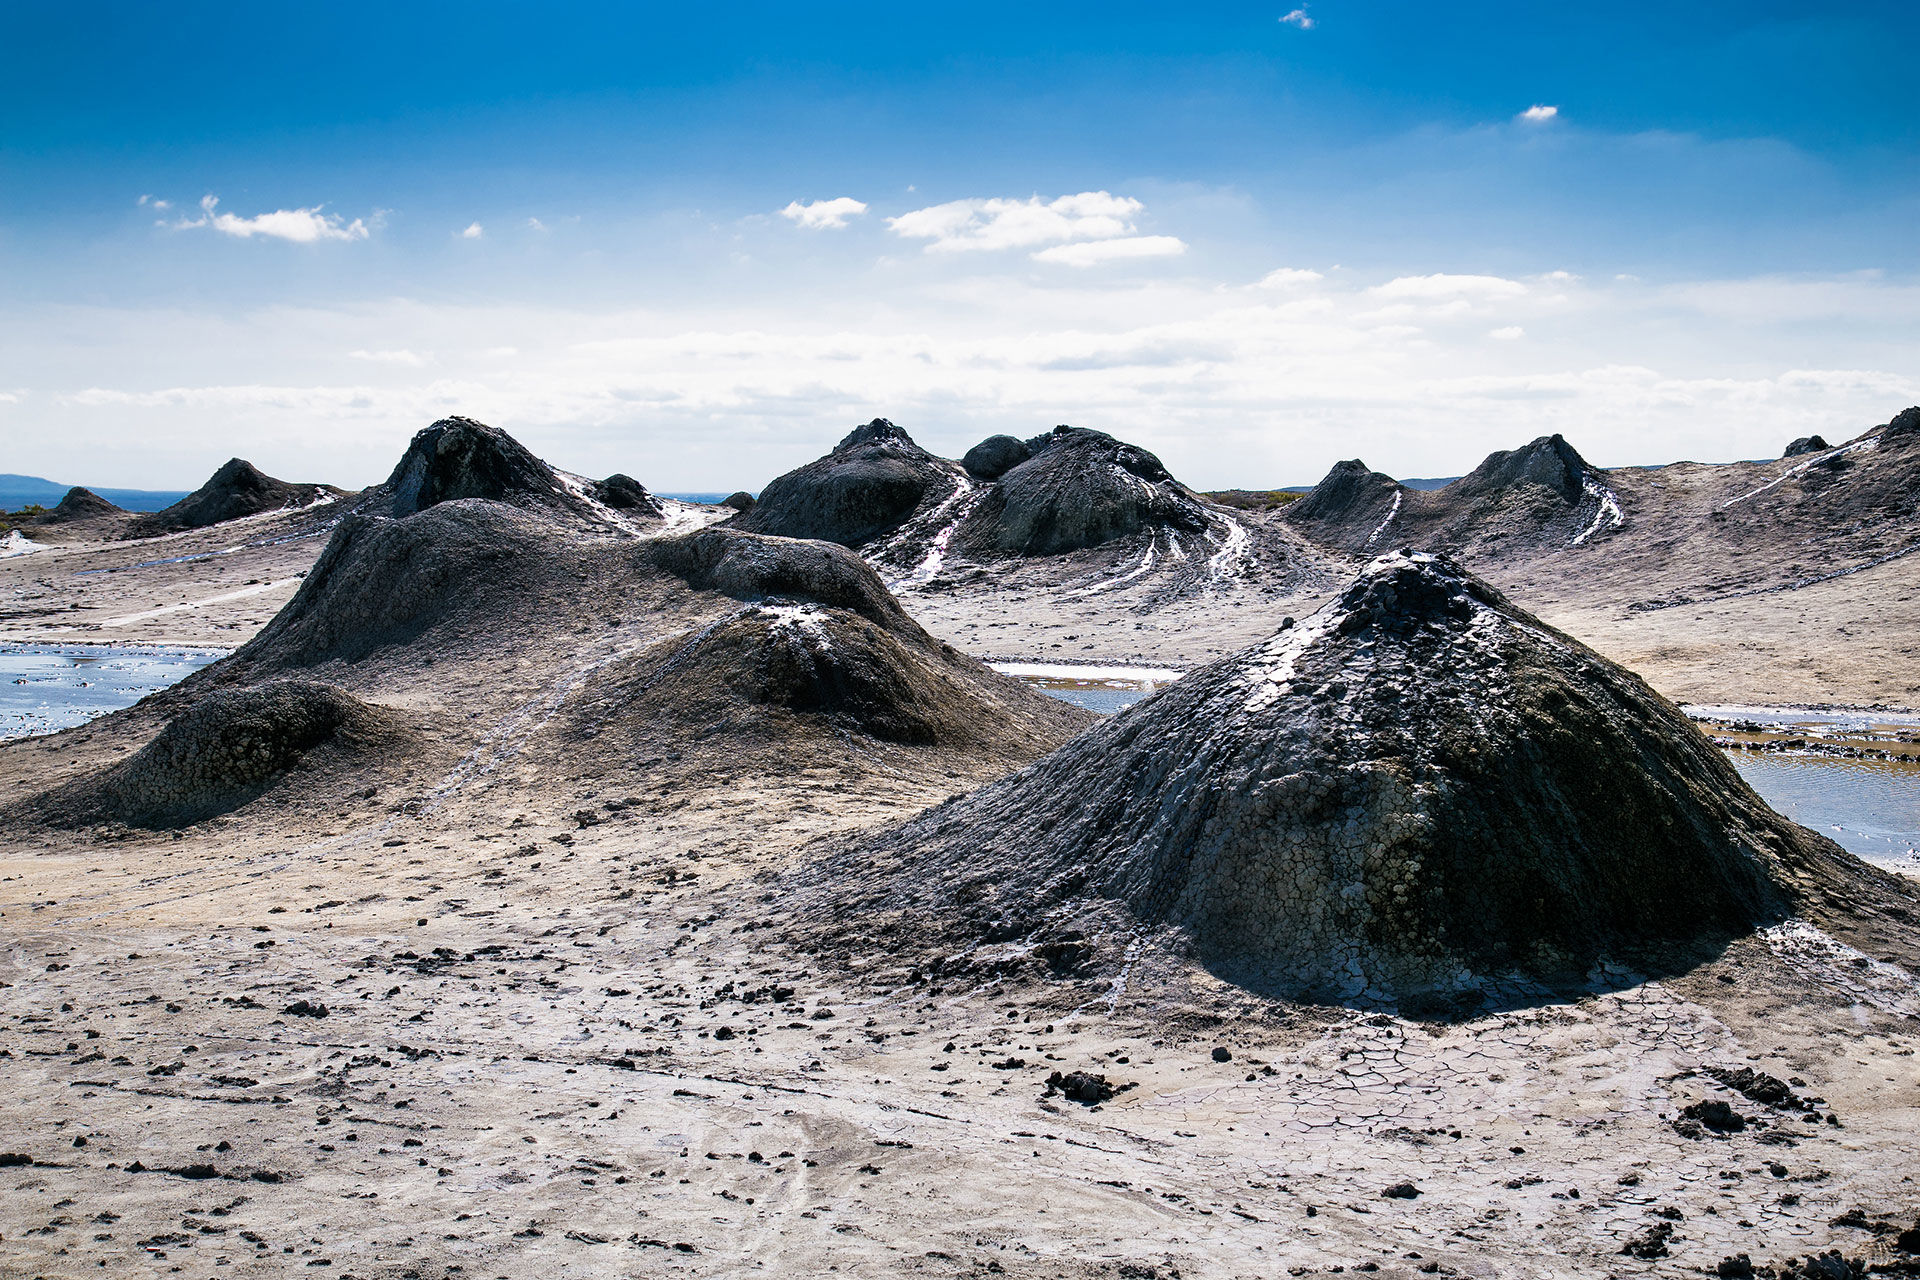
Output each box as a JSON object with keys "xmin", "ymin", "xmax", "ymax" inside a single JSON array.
[
  {"xmin": 954, "ymin": 425, "xmax": 1211, "ymax": 557},
  {"xmin": 789, "ymin": 551, "xmax": 1916, "ymax": 1012},
  {"xmin": 31, "ymin": 679, "xmax": 411, "ymax": 827}
]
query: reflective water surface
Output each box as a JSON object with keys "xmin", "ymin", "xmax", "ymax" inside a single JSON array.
[{"xmin": 0, "ymin": 643, "xmax": 223, "ymax": 741}]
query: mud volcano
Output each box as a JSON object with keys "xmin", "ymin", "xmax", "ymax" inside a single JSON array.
[
  {"xmin": 1283, "ymin": 460, "xmax": 1410, "ymax": 554},
  {"xmin": 568, "ymin": 528, "xmax": 1094, "ymax": 760},
  {"xmin": 40, "ymin": 681, "xmax": 408, "ymax": 827},
  {"xmin": 794, "ymin": 551, "xmax": 1893, "ymax": 1010},
  {"xmin": 383, "ymin": 416, "xmax": 655, "ymax": 521},
  {"xmin": 729, "ymin": 419, "xmax": 963, "ymax": 547},
  {"xmin": 36, "ymin": 487, "xmax": 123, "ymax": 525},
  {"xmin": 132, "ymin": 459, "xmax": 339, "ymax": 535},
  {"xmin": 1287, "ymin": 435, "xmax": 1625, "ymax": 560},
  {"xmin": 955, "ymin": 425, "xmax": 1210, "ymax": 556}
]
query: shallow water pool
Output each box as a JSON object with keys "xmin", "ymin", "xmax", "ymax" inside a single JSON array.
[{"xmin": 0, "ymin": 643, "xmax": 224, "ymax": 741}]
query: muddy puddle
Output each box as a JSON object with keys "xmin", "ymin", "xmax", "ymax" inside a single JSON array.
[{"xmin": 0, "ymin": 643, "xmax": 224, "ymax": 741}]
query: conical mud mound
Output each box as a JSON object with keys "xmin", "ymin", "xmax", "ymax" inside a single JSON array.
[
  {"xmin": 37, "ymin": 680, "xmax": 410, "ymax": 827},
  {"xmin": 729, "ymin": 419, "xmax": 964, "ymax": 547},
  {"xmin": 562, "ymin": 527, "xmax": 1093, "ymax": 762},
  {"xmin": 789, "ymin": 551, "xmax": 1907, "ymax": 1011},
  {"xmin": 381, "ymin": 416, "xmax": 651, "ymax": 521},
  {"xmin": 38, "ymin": 487, "xmax": 123, "ymax": 524},
  {"xmin": 955, "ymin": 425, "xmax": 1210, "ymax": 556},
  {"xmin": 133, "ymin": 459, "xmax": 339, "ymax": 535},
  {"xmin": 1283, "ymin": 460, "xmax": 1409, "ymax": 554}
]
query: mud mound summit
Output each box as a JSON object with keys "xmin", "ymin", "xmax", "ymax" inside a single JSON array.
[
  {"xmin": 36, "ymin": 487, "xmax": 123, "ymax": 525},
  {"xmin": 131, "ymin": 458, "xmax": 342, "ymax": 536},
  {"xmin": 37, "ymin": 680, "xmax": 410, "ymax": 827},
  {"xmin": 954, "ymin": 425, "xmax": 1211, "ymax": 556},
  {"xmin": 382, "ymin": 415, "xmax": 662, "ymax": 523},
  {"xmin": 790, "ymin": 551, "xmax": 1907, "ymax": 1011},
  {"xmin": 568, "ymin": 527, "xmax": 1095, "ymax": 762},
  {"xmin": 730, "ymin": 419, "xmax": 960, "ymax": 547}
]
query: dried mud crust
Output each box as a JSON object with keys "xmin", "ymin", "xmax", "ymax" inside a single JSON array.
[{"xmin": 785, "ymin": 552, "xmax": 1920, "ymax": 1012}]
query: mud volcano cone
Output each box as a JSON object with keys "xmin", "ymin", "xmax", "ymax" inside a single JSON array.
[
  {"xmin": 134, "ymin": 459, "xmax": 338, "ymax": 534},
  {"xmin": 729, "ymin": 419, "xmax": 963, "ymax": 547},
  {"xmin": 39, "ymin": 487, "xmax": 123, "ymax": 524},
  {"xmin": 382, "ymin": 416, "xmax": 645, "ymax": 520},
  {"xmin": 797, "ymin": 551, "xmax": 1885, "ymax": 1010},
  {"xmin": 955, "ymin": 425, "xmax": 1210, "ymax": 555},
  {"xmin": 39, "ymin": 680, "xmax": 410, "ymax": 827},
  {"xmin": 1283, "ymin": 460, "xmax": 1409, "ymax": 554}
]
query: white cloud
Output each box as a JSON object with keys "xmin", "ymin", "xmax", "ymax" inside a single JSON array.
[
  {"xmin": 1371, "ymin": 273, "xmax": 1529, "ymax": 299},
  {"xmin": 1032, "ymin": 236, "xmax": 1187, "ymax": 267},
  {"xmin": 1256, "ymin": 267, "xmax": 1325, "ymax": 289},
  {"xmin": 1279, "ymin": 8, "xmax": 1314, "ymax": 28},
  {"xmin": 460, "ymin": 222, "xmax": 484, "ymax": 240},
  {"xmin": 1489, "ymin": 326, "xmax": 1525, "ymax": 341},
  {"xmin": 1519, "ymin": 105, "xmax": 1559, "ymax": 123},
  {"xmin": 780, "ymin": 197, "xmax": 869, "ymax": 230},
  {"xmin": 175, "ymin": 195, "xmax": 370, "ymax": 244},
  {"xmin": 527, "ymin": 217, "xmax": 549, "ymax": 232},
  {"xmin": 349, "ymin": 349, "xmax": 428, "ymax": 366},
  {"xmin": 888, "ymin": 191, "xmax": 1144, "ymax": 253},
  {"xmin": 136, "ymin": 194, "xmax": 172, "ymax": 211}
]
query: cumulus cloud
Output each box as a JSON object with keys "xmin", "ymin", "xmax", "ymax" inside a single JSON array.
[
  {"xmin": 1371, "ymin": 273, "xmax": 1529, "ymax": 299},
  {"xmin": 780, "ymin": 197, "xmax": 869, "ymax": 230},
  {"xmin": 461, "ymin": 222, "xmax": 484, "ymax": 239},
  {"xmin": 1279, "ymin": 8, "xmax": 1314, "ymax": 28},
  {"xmin": 175, "ymin": 195, "xmax": 370, "ymax": 244},
  {"xmin": 1518, "ymin": 105, "xmax": 1559, "ymax": 123},
  {"xmin": 136, "ymin": 194, "xmax": 172, "ymax": 211},
  {"xmin": 1256, "ymin": 267, "xmax": 1326, "ymax": 289},
  {"xmin": 888, "ymin": 191, "xmax": 1144, "ymax": 253},
  {"xmin": 1032, "ymin": 236, "xmax": 1187, "ymax": 267}
]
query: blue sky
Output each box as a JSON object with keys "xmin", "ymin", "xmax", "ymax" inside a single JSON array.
[{"xmin": 3, "ymin": 2, "xmax": 1916, "ymax": 491}]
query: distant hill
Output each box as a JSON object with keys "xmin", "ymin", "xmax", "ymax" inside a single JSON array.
[
  {"xmin": 0, "ymin": 473, "xmax": 190, "ymax": 514},
  {"xmin": 1277, "ymin": 476, "xmax": 1459, "ymax": 495}
]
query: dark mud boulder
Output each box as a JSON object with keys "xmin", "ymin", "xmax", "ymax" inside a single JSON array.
[
  {"xmin": 38, "ymin": 487, "xmax": 123, "ymax": 524},
  {"xmin": 729, "ymin": 419, "xmax": 961, "ymax": 547},
  {"xmin": 1783, "ymin": 435, "xmax": 1831, "ymax": 458},
  {"xmin": 594, "ymin": 473, "xmax": 664, "ymax": 516},
  {"xmin": 722, "ymin": 491, "xmax": 756, "ymax": 512},
  {"xmin": 48, "ymin": 681, "xmax": 408, "ymax": 827},
  {"xmin": 962, "ymin": 434, "xmax": 1032, "ymax": 481},
  {"xmin": 1283, "ymin": 460, "xmax": 1409, "ymax": 553},
  {"xmin": 383, "ymin": 416, "xmax": 588, "ymax": 518},
  {"xmin": 955, "ymin": 425, "xmax": 1209, "ymax": 556},
  {"xmin": 643, "ymin": 527, "xmax": 912, "ymax": 632},
  {"xmin": 790, "ymin": 551, "xmax": 1903, "ymax": 1010},
  {"xmin": 133, "ymin": 459, "xmax": 338, "ymax": 535}
]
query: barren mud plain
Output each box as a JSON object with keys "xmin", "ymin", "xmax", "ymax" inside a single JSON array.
[{"xmin": 2, "ymin": 414, "xmax": 1919, "ymax": 1280}]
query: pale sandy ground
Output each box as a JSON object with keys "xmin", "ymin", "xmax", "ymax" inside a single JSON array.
[{"xmin": 4, "ymin": 512, "xmax": 1920, "ymax": 1278}]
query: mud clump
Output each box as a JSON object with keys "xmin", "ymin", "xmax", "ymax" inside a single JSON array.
[
  {"xmin": 594, "ymin": 472, "xmax": 664, "ymax": 516},
  {"xmin": 41, "ymin": 681, "xmax": 409, "ymax": 827},
  {"xmin": 961, "ymin": 434, "xmax": 1032, "ymax": 481},
  {"xmin": 722, "ymin": 491, "xmax": 756, "ymax": 512},
  {"xmin": 1784, "ymin": 435, "xmax": 1831, "ymax": 458},
  {"xmin": 790, "ymin": 551, "xmax": 1908, "ymax": 1009},
  {"xmin": 131, "ymin": 459, "xmax": 339, "ymax": 535},
  {"xmin": 956, "ymin": 425, "xmax": 1209, "ymax": 556},
  {"xmin": 730, "ymin": 419, "xmax": 963, "ymax": 547}
]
